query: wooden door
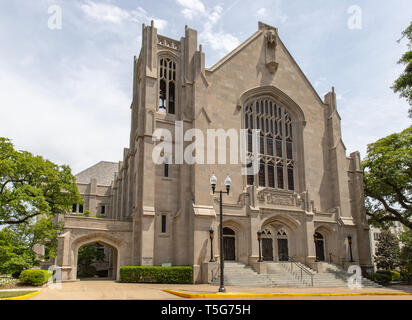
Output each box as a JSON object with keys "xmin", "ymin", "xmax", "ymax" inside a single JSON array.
[
  {"xmin": 277, "ymin": 239, "xmax": 289, "ymax": 261},
  {"xmin": 262, "ymin": 238, "xmax": 273, "ymax": 261},
  {"xmin": 223, "ymin": 237, "xmax": 235, "ymax": 260}
]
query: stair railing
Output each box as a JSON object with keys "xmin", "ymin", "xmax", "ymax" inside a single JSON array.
[{"xmin": 286, "ymin": 257, "xmax": 314, "ymax": 287}]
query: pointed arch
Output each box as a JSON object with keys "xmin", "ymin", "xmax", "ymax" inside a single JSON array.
[{"xmin": 261, "ymin": 213, "xmax": 300, "ymax": 232}]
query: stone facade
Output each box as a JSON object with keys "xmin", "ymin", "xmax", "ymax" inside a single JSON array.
[{"xmin": 56, "ymin": 21, "xmax": 373, "ymax": 282}]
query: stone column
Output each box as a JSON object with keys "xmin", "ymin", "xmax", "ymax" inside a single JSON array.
[
  {"xmin": 140, "ymin": 207, "xmax": 155, "ymax": 266},
  {"xmin": 248, "ymin": 209, "xmax": 260, "ymax": 265},
  {"xmin": 305, "ymin": 212, "xmax": 316, "ymax": 269}
]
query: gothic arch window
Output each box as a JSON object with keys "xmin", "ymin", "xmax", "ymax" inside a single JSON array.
[
  {"xmin": 158, "ymin": 57, "xmax": 176, "ymax": 114},
  {"xmin": 244, "ymin": 97, "xmax": 295, "ymax": 190},
  {"xmin": 277, "ymin": 229, "xmax": 287, "ymax": 238}
]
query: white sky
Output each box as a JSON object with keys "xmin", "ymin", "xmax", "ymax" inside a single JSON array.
[{"xmin": 0, "ymin": 0, "xmax": 411, "ymax": 174}]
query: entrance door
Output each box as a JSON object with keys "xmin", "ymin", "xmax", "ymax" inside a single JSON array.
[
  {"xmin": 277, "ymin": 239, "xmax": 289, "ymax": 261},
  {"xmin": 314, "ymin": 232, "xmax": 325, "ymax": 261},
  {"xmin": 223, "ymin": 237, "xmax": 235, "ymax": 260},
  {"xmin": 223, "ymin": 227, "xmax": 236, "ymax": 261},
  {"xmin": 262, "ymin": 239, "xmax": 273, "ymax": 261}
]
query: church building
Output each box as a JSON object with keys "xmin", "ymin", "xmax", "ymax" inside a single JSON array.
[{"xmin": 56, "ymin": 21, "xmax": 373, "ymax": 283}]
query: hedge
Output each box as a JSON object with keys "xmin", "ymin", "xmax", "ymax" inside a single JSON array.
[
  {"xmin": 365, "ymin": 270, "xmax": 392, "ymax": 286},
  {"xmin": 120, "ymin": 266, "xmax": 193, "ymax": 284},
  {"xmin": 390, "ymin": 270, "xmax": 401, "ymax": 281},
  {"xmin": 19, "ymin": 269, "xmax": 52, "ymax": 286}
]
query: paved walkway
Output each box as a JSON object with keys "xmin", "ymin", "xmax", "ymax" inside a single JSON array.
[{"xmin": 28, "ymin": 281, "xmax": 412, "ymax": 300}]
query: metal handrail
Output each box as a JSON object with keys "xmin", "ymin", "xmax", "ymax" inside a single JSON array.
[{"xmin": 287, "ymin": 257, "xmax": 314, "ymax": 287}]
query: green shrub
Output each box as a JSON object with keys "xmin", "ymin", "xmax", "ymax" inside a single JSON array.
[
  {"xmin": 390, "ymin": 270, "xmax": 401, "ymax": 281},
  {"xmin": 19, "ymin": 269, "xmax": 52, "ymax": 286},
  {"xmin": 120, "ymin": 266, "xmax": 193, "ymax": 284},
  {"xmin": 400, "ymin": 268, "xmax": 412, "ymax": 284},
  {"xmin": 367, "ymin": 270, "xmax": 392, "ymax": 285},
  {"xmin": 78, "ymin": 265, "xmax": 97, "ymax": 278}
]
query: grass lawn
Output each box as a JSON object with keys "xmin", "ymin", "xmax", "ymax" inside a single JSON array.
[{"xmin": 0, "ymin": 291, "xmax": 36, "ymax": 299}]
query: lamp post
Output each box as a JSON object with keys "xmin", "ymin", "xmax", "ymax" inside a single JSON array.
[
  {"xmin": 209, "ymin": 228, "xmax": 215, "ymax": 262},
  {"xmin": 257, "ymin": 231, "xmax": 263, "ymax": 262},
  {"xmin": 210, "ymin": 173, "xmax": 232, "ymax": 293},
  {"xmin": 348, "ymin": 236, "xmax": 354, "ymax": 262}
]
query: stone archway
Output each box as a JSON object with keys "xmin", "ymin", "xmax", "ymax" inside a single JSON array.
[
  {"xmin": 56, "ymin": 216, "xmax": 133, "ymax": 282},
  {"xmin": 72, "ymin": 233, "xmax": 123, "ymax": 281},
  {"xmin": 314, "ymin": 232, "xmax": 325, "ymax": 262},
  {"xmin": 261, "ymin": 213, "xmax": 300, "ymax": 262},
  {"xmin": 314, "ymin": 224, "xmax": 337, "ymax": 263},
  {"xmin": 223, "ymin": 227, "xmax": 236, "ymax": 261},
  {"xmin": 75, "ymin": 240, "xmax": 118, "ymax": 280},
  {"xmin": 222, "ymin": 219, "xmax": 248, "ymax": 264}
]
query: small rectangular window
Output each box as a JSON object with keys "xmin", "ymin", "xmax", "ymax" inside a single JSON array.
[
  {"xmin": 161, "ymin": 215, "xmax": 167, "ymax": 233},
  {"xmin": 276, "ymin": 139, "xmax": 282, "ymax": 157},
  {"xmin": 247, "ymin": 132, "xmax": 253, "ymax": 152},
  {"xmin": 267, "ymin": 137, "xmax": 273, "ymax": 156},
  {"xmin": 259, "ymin": 162, "xmax": 266, "ymax": 187},
  {"xmin": 72, "ymin": 204, "xmax": 77, "ymax": 213},
  {"xmin": 79, "ymin": 204, "xmax": 83, "ymax": 213},
  {"xmin": 286, "ymin": 141, "xmax": 293, "ymax": 159},
  {"xmin": 260, "ymin": 134, "xmax": 264, "ymax": 154},
  {"xmin": 164, "ymin": 163, "xmax": 169, "ymax": 177},
  {"xmin": 100, "ymin": 205, "xmax": 106, "ymax": 215},
  {"xmin": 277, "ymin": 165, "xmax": 284, "ymax": 189},
  {"xmin": 268, "ymin": 164, "xmax": 275, "ymax": 188},
  {"xmin": 287, "ymin": 166, "xmax": 294, "ymax": 191}
]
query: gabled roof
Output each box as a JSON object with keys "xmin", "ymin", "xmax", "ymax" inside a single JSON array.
[
  {"xmin": 75, "ymin": 161, "xmax": 118, "ymax": 186},
  {"xmin": 206, "ymin": 21, "xmax": 325, "ymax": 106}
]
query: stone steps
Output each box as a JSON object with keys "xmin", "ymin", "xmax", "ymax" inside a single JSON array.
[
  {"xmin": 209, "ymin": 261, "xmax": 381, "ymax": 288},
  {"xmin": 210, "ymin": 262, "xmax": 273, "ymax": 287}
]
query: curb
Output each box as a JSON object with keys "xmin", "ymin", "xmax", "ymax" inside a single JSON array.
[
  {"xmin": 1, "ymin": 291, "xmax": 41, "ymax": 300},
  {"xmin": 162, "ymin": 289, "xmax": 412, "ymax": 299}
]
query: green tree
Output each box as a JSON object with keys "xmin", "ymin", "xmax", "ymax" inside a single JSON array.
[
  {"xmin": 0, "ymin": 217, "xmax": 63, "ymax": 277},
  {"xmin": 363, "ymin": 126, "xmax": 412, "ymax": 230},
  {"xmin": 0, "ymin": 228, "xmax": 34, "ymax": 277},
  {"xmin": 77, "ymin": 243, "xmax": 105, "ymax": 277},
  {"xmin": 399, "ymin": 229, "xmax": 412, "ymax": 284},
  {"xmin": 392, "ymin": 21, "xmax": 412, "ymax": 118},
  {"xmin": 0, "ymin": 137, "xmax": 81, "ymax": 225},
  {"xmin": 374, "ymin": 230, "xmax": 401, "ymax": 270}
]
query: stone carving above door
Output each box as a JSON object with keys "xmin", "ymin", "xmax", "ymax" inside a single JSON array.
[{"xmin": 257, "ymin": 189, "xmax": 302, "ymax": 207}]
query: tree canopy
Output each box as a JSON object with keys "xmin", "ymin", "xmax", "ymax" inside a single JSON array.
[
  {"xmin": 0, "ymin": 137, "xmax": 81, "ymax": 226},
  {"xmin": 374, "ymin": 230, "xmax": 401, "ymax": 270},
  {"xmin": 363, "ymin": 125, "xmax": 412, "ymax": 230},
  {"xmin": 392, "ymin": 21, "xmax": 412, "ymax": 118}
]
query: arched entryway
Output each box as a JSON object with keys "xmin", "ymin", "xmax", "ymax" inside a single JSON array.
[
  {"xmin": 223, "ymin": 227, "xmax": 236, "ymax": 261},
  {"xmin": 76, "ymin": 242, "xmax": 116, "ymax": 280},
  {"xmin": 72, "ymin": 234, "xmax": 121, "ymax": 281},
  {"xmin": 314, "ymin": 232, "xmax": 325, "ymax": 261},
  {"xmin": 277, "ymin": 229, "xmax": 289, "ymax": 261}
]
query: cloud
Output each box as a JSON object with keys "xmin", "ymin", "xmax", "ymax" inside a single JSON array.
[
  {"xmin": 340, "ymin": 96, "xmax": 410, "ymax": 157},
  {"xmin": 0, "ymin": 60, "xmax": 130, "ymax": 174},
  {"xmin": 198, "ymin": 5, "xmax": 240, "ymax": 55},
  {"xmin": 256, "ymin": 8, "xmax": 267, "ymax": 19},
  {"xmin": 80, "ymin": 1, "xmax": 130, "ymax": 24},
  {"xmin": 80, "ymin": 0, "xmax": 167, "ymax": 30},
  {"xmin": 176, "ymin": 0, "xmax": 206, "ymax": 19}
]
